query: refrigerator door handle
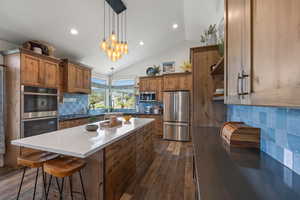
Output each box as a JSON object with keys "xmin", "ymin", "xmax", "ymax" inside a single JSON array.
[{"xmin": 164, "ymin": 122, "xmax": 189, "ymax": 126}]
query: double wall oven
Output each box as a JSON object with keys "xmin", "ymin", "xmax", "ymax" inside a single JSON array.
[{"xmin": 21, "ymin": 86, "xmax": 58, "ymax": 138}]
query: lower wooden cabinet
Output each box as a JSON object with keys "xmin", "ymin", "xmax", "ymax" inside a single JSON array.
[
  {"xmin": 135, "ymin": 115, "xmax": 163, "ymax": 137},
  {"xmin": 59, "ymin": 116, "xmax": 104, "ymax": 129},
  {"xmin": 104, "ymin": 122, "xmax": 154, "ymax": 200}
]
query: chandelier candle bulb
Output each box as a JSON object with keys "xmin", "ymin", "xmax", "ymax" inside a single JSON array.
[
  {"xmin": 110, "ymin": 32, "xmax": 117, "ymax": 42},
  {"xmin": 107, "ymin": 48, "xmax": 113, "ymax": 58},
  {"xmin": 101, "ymin": 39, "xmax": 107, "ymax": 50}
]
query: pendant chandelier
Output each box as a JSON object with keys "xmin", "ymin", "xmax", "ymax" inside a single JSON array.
[{"xmin": 100, "ymin": 0, "xmax": 128, "ymax": 62}]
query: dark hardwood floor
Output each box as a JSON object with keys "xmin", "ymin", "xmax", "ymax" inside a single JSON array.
[
  {"xmin": 0, "ymin": 139, "xmax": 195, "ymax": 200},
  {"xmin": 122, "ymin": 139, "xmax": 195, "ymax": 200}
]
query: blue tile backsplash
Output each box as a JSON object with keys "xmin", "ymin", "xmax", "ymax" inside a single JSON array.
[
  {"xmin": 59, "ymin": 93, "xmax": 89, "ymax": 116},
  {"xmin": 228, "ymin": 105, "xmax": 300, "ymax": 175}
]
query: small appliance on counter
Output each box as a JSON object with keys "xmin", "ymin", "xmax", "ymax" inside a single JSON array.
[
  {"xmin": 220, "ymin": 122, "xmax": 260, "ymax": 148},
  {"xmin": 153, "ymin": 105, "xmax": 162, "ymax": 114},
  {"xmin": 163, "ymin": 91, "xmax": 190, "ymax": 141},
  {"xmin": 145, "ymin": 106, "xmax": 153, "ymax": 114},
  {"xmin": 139, "ymin": 92, "xmax": 156, "ymax": 102}
]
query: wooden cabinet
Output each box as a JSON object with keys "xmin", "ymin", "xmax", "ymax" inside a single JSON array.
[
  {"xmin": 105, "ymin": 122, "xmax": 154, "ymax": 200},
  {"xmin": 163, "ymin": 73, "xmax": 192, "ymax": 91},
  {"xmin": 191, "ymin": 45, "xmax": 226, "ymax": 127},
  {"xmin": 59, "ymin": 115, "xmax": 104, "ymax": 129},
  {"xmin": 139, "ymin": 76, "xmax": 163, "ymax": 102},
  {"xmin": 156, "ymin": 77, "xmax": 163, "ymax": 101},
  {"xmin": 136, "ymin": 115, "xmax": 163, "ymax": 137},
  {"xmin": 61, "ymin": 59, "xmax": 92, "ymax": 94},
  {"xmin": 225, "ymin": 0, "xmax": 252, "ymax": 104},
  {"xmin": 139, "ymin": 73, "xmax": 191, "ymax": 102},
  {"xmin": 139, "ymin": 78, "xmax": 150, "ymax": 92},
  {"xmin": 21, "ymin": 50, "xmax": 60, "ymax": 88},
  {"xmin": 225, "ymin": 0, "xmax": 300, "ymax": 107}
]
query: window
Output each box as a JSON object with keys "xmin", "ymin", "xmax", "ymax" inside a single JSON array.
[
  {"xmin": 89, "ymin": 78, "xmax": 108, "ymax": 109},
  {"xmin": 111, "ymin": 80, "xmax": 136, "ymax": 109}
]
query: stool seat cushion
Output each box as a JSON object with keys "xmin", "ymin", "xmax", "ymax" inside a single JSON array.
[
  {"xmin": 44, "ymin": 156, "xmax": 86, "ymax": 178},
  {"xmin": 17, "ymin": 151, "xmax": 59, "ymax": 168}
]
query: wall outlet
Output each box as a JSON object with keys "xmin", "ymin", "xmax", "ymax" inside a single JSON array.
[{"xmin": 284, "ymin": 148, "xmax": 293, "ymax": 169}]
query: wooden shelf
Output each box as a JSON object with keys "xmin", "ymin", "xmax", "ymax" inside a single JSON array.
[{"xmin": 210, "ymin": 57, "xmax": 224, "ymax": 75}]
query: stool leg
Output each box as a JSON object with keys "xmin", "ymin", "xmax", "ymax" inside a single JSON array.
[
  {"xmin": 79, "ymin": 171, "xmax": 87, "ymax": 200},
  {"xmin": 16, "ymin": 167, "xmax": 26, "ymax": 200},
  {"xmin": 69, "ymin": 175, "xmax": 74, "ymax": 200},
  {"xmin": 46, "ymin": 175, "xmax": 53, "ymax": 200},
  {"xmin": 42, "ymin": 167, "xmax": 47, "ymax": 199},
  {"xmin": 32, "ymin": 168, "xmax": 39, "ymax": 200},
  {"xmin": 56, "ymin": 177, "xmax": 65, "ymax": 200}
]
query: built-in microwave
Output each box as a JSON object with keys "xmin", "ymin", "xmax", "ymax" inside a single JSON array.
[
  {"xmin": 21, "ymin": 86, "xmax": 58, "ymax": 119},
  {"xmin": 139, "ymin": 92, "xmax": 156, "ymax": 102}
]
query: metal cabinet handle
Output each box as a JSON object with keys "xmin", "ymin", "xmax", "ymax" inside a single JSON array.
[
  {"xmin": 240, "ymin": 70, "xmax": 249, "ymax": 95},
  {"xmin": 237, "ymin": 72, "xmax": 242, "ymax": 96}
]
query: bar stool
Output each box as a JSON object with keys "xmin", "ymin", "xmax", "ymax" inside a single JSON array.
[
  {"xmin": 43, "ymin": 156, "xmax": 87, "ymax": 200},
  {"xmin": 16, "ymin": 151, "xmax": 59, "ymax": 200}
]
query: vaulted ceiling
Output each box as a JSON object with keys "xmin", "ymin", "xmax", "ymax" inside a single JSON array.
[{"xmin": 0, "ymin": 0, "xmax": 223, "ymax": 75}]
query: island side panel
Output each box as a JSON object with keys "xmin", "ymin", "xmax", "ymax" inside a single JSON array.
[
  {"xmin": 104, "ymin": 121, "xmax": 155, "ymax": 200},
  {"xmin": 67, "ymin": 150, "xmax": 104, "ymax": 200}
]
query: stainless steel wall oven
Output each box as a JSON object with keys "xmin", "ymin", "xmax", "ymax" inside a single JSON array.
[{"xmin": 21, "ymin": 86, "xmax": 58, "ymax": 138}]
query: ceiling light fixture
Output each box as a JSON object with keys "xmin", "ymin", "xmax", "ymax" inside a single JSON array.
[
  {"xmin": 139, "ymin": 41, "xmax": 144, "ymax": 46},
  {"xmin": 172, "ymin": 23, "xmax": 179, "ymax": 29},
  {"xmin": 101, "ymin": 0, "xmax": 128, "ymax": 62},
  {"xmin": 70, "ymin": 28, "xmax": 78, "ymax": 35}
]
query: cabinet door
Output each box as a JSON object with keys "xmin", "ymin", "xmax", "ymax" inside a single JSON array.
[
  {"xmin": 250, "ymin": 0, "xmax": 300, "ymax": 106},
  {"xmin": 76, "ymin": 67, "xmax": 84, "ymax": 89},
  {"xmin": 43, "ymin": 60, "xmax": 59, "ymax": 88},
  {"xmin": 225, "ymin": 0, "xmax": 252, "ymax": 104},
  {"xmin": 179, "ymin": 74, "xmax": 192, "ymax": 90},
  {"xmin": 156, "ymin": 77, "xmax": 163, "ymax": 101},
  {"xmin": 83, "ymin": 69, "xmax": 91, "ymax": 93},
  {"xmin": 163, "ymin": 75, "xmax": 179, "ymax": 91},
  {"xmin": 139, "ymin": 79, "xmax": 149, "ymax": 92},
  {"xmin": 67, "ymin": 63, "xmax": 77, "ymax": 92},
  {"xmin": 148, "ymin": 78, "xmax": 157, "ymax": 92},
  {"xmin": 21, "ymin": 54, "xmax": 41, "ymax": 86}
]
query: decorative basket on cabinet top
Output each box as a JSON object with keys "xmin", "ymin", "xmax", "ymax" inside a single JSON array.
[{"xmin": 220, "ymin": 122, "xmax": 260, "ymax": 148}]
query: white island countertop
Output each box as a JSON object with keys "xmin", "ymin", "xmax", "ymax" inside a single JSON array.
[{"xmin": 12, "ymin": 118, "xmax": 154, "ymax": 158}]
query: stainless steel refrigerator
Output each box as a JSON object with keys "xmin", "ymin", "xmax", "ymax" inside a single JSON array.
[
  {"xmin": 163, "ymin": 91, "xmax": 190, "ymax": 141},
  {"xmin": 0, "ymin": 65, "xmax": 5, "ymax": 167}
]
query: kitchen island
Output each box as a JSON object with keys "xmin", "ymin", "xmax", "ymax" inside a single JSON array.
[{"xmin": 12, "ymin": 118, "xmax": 155, "ymax": 200}]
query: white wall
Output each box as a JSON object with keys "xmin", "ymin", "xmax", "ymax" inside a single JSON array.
[
  {"xmin": 184, "ymin": 0, "xmax": 224, "ymax": 41},
  {"xmin": 0, "ymin": 40, "xmax": 18, "ymax": 64},
  {"xmin": 112, "ymin": 41, "xmax": 203, "ymax": 81}
]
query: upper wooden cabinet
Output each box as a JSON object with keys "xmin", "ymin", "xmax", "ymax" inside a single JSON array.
[
  {"xmin": 225, "ymin": 0, "xmax": 300, "ymax": 107},
  {"xmin": 163, "ymin": 73, "xmax": 192, "ymax": 91},
  {"xmin": 61, "ymin": 59, "xmax": 92, "ymax": 94},
  {"xmin": 139, "ymin": 73, "xmax": 191, "ymax": 102},
  {"xmin": 139, "ymin": 76, "xmax": 163, "ymax": 101},
  {"xmin": 225, "ymin": 0, "xmax": 252, "ymax": 104},
  {"xmin": 20, "ymin": 49, "xmax": 60, "ymax": 88}
]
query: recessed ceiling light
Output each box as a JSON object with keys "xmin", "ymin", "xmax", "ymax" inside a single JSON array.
[
  {"xmin": 172, "ymin": 23, "xmax": 179, "ymax": 29},
  {"xmin": 139, "ymin": 41, "xmax": 144, "ymax": 46},
  {"xmin": 70, "ymin": 28, "xmax": 78, "ymax": 35}
]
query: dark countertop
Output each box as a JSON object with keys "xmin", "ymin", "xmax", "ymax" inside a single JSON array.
[
  {"xmin": 192, "ymin": 126, "xmax": 300, "ymax": 200},
  {"xmin": 59, "ymin": 112, "xmax": 162, "ymax": 121}
]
